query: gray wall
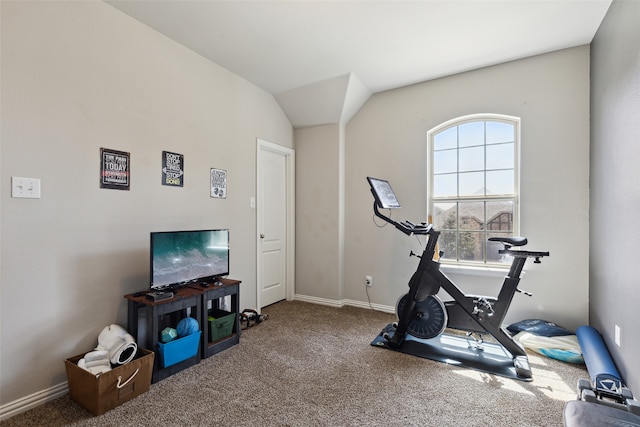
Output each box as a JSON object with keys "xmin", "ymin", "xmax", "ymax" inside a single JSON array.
[
  {"xmin": 340, "ymin": 47, "xmax": 591, "ymax": 329},
  {"xmin": 294, "ymin": 124, "xmax": 344, "ymax": 301},
  {"xmin": 590, "ymin": 0, "xmax": 640, "ymax": 396},
  {"xmin": 0, "ymin": 1, "xmax": 292, "ymax": 406}
]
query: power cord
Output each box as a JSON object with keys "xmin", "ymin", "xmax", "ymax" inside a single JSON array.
[
  {"xmin": 372, "ymin": 209, "xmax": 392, "ymax": 228},
  {"xmin": 365, "ymin": 281, "xmax": 374, "ymax": 310}
]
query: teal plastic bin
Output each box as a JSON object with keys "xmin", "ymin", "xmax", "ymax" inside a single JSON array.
[{"xmin": 157, "ymin": 331, "xmax": 201, "ymax": 368}]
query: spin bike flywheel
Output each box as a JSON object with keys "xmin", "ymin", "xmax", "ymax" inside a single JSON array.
[{"xmin": 396, "ymin": 293, "xmax": 448, "ymax": 339}]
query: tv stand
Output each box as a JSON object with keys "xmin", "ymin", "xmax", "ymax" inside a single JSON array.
[{"xmin": 125, "ymin": 278, "xmax": 241, "ymax": 382}]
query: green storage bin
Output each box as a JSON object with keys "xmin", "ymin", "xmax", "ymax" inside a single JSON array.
[{"xmin": 208, "ymin": 309, "xmax": 235, "ymax": 342}]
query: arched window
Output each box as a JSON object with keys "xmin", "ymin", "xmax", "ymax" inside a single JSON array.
[{"xmin": 427, "ymin": 114, "xmax": 520, "ymax": 265}]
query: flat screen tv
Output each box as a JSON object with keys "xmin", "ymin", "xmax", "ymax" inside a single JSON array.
[{"xmin": 150, "ymin": 229, "xmax": 229, "ymax": 290}]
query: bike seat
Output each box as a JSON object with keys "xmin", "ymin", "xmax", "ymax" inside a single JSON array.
[{"xmin": 488, "ymin": 236, "xmax": 528, "ymax": 247}]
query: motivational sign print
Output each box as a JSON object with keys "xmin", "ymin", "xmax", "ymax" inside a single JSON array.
[
  {"xmin": 100, "ymin": 148, "xmax": 130, "ymax": 190},
  {"xmin": 210, "ymin": 168, "xmax": 227, "ymax": 198},
  {"xmin": 162, "ymin": 151, "xmax": 184, "ymax": 187}
]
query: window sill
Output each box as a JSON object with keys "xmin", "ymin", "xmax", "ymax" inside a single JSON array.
[{"xmin": 439, "ymin": 263, "xmax": 511, "ymax": 278}]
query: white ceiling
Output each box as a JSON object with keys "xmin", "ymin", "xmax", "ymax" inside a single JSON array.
[{"xmin": 106, "ymin": 0, "xmax": 612, "ymax": 127}]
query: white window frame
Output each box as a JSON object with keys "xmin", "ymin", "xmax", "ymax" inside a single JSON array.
[{"xmin": 427, "ymin": 113, "xmax": 521, "ymax": 269}]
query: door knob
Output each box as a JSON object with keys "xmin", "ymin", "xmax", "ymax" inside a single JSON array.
[{"xmin": 260, "ymin": 234, "xmax": 265, "ymax": 239}]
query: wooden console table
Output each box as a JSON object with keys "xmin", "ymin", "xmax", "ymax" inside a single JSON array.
[{"xmin": 125, "ymin": 278, "xmax": 241, "ymax": 382}]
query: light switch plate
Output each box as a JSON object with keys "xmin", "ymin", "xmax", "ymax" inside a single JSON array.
[{"xmin": 12, "ymin": 176, "xmax": 41, "ymax": 199}]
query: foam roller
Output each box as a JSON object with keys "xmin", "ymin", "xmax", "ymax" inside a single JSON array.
[{"xmin": 576, "ymin": 325, "xmax": 622, "ymax": 396}]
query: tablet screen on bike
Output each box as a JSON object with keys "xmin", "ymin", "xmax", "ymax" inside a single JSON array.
[{"xmin": 367, "ymin": 177, "xmax": 401, "ymax": 209}]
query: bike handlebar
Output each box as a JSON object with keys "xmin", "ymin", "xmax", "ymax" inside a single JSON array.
[{"xmin": 373, "ymin": 202, "xmax": 432, "ymax": 236}]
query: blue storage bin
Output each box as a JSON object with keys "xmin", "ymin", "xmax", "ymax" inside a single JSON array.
[{"xmin": 157, "ymin": 331, "xmax": 201, "ymax": 368}]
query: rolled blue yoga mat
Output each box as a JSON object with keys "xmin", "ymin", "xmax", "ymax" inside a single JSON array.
[{"xmin": 576, "ymin": 325, "xmax": 622, "ymax": 396}]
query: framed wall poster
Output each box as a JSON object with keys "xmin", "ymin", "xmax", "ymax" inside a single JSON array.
[
  {"xmin": 162, "ymin": 151, "xmax": 184, "ymax": 187},
  {"xmin": 210, "ymin": 168, "xmax": 227, "ymax": 198},
  {"xmin": 100, "ymin": 148, "xmax": 130, "ymax": 190}
]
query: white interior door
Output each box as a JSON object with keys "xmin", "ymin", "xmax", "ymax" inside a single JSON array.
[{"xmin": 257, "ymin": 139, "xmax": 294, "ymax": 309}]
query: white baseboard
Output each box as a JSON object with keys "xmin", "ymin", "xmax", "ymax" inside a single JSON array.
[
  {"xmin": 0, "ymin": 382, "xmax": 68, "ymax": 421},
  {"xmin": 293, "ymin": 294, "xmax": 395, "ymax": 314},
  {"xmin": 2, "ymin": 297, "xmax": 393, "ymax": 421}
]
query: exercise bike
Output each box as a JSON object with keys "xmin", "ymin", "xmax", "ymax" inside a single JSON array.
[{"xmin": 367, "ymin": 177, "xmax": 549, "ymax": 381}]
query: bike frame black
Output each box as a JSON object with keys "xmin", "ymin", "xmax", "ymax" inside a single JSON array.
[{"xmin": 373, "ymin": 200, "xmax": 549, "ymax": 359}]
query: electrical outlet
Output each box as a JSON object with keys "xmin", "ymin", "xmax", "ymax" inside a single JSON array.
[
  {"xmin": 365, "ymin": 275, "xmax": 373, "ymax": 287},
  {"xmin": 615, "ymin": 324, "xmax": 621, "ymax": 347}
]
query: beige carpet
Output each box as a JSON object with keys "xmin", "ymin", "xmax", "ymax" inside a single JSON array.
[{"xmin": 2, "ymin": 301, "xmax": 587, "ymax": 426}]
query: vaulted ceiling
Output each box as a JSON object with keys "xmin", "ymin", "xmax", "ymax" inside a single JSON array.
[{"xmin": 106, "ymin": 0, "xmax": 612, "ymax": 127}]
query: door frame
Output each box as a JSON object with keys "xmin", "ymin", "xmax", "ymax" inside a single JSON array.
[{"xmin": 256, "ymin": 138, "xmax": 295, "ymax": 310}]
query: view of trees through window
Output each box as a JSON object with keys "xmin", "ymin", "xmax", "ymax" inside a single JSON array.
[
  {"xmin": 433, "ymin": 201, "xmax": 513, "ymax": 262},
  {"xmin": 428, "ymin": 116, "xmax": 519, "ymax": 264}
]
